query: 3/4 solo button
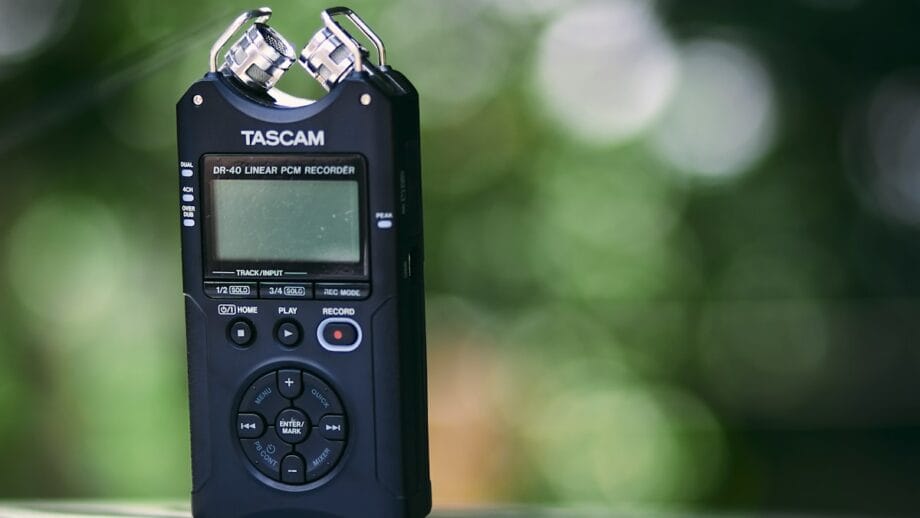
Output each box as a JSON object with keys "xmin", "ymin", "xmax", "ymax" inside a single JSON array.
[{"xmin": 260, "ymin": 282, "xmax": 313, "ymax": 299}]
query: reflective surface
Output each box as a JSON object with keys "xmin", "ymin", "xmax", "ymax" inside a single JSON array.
[{"xmin": 0, "ymin": 502, "xmax": 843, "ymax": 518}]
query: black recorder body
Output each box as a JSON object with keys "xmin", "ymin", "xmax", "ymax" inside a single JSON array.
[{"xmin": 176, "ymin": 8, "xmax": 430, "ymax": 518}]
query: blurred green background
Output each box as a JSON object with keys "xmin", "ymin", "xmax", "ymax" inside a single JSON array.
[{"xmin": 1, "ymin": 0, "xmax": 919, "ymax": 515}]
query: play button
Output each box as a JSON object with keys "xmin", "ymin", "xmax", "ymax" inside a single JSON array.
[{"xmin": 276, "ymin": 320, "xmax": 301, "ymax": 346}]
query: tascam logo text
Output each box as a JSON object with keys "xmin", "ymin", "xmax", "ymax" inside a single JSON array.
[{"xmin": 241, "ymin": 129, "xmax": 325, "ymax": 147}]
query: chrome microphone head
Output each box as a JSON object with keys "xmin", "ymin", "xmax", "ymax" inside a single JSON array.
[
  {"xmin": 299, "ymin": 7, "xmax": 387, "ymax": 92},
  {"xmin": 300, "ymin": 26, "xmax": 368, "ymax": 91},
  {"xmin": 221, "ymin": 23, "xmax": 297, "ymax": 91}
]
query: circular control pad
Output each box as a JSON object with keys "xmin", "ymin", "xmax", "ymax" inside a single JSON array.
[{"xmin": 237, "ymin": 368, "xmax": 347, "ymax": 485}]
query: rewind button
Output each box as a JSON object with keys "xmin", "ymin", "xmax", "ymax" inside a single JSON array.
[{"xmin": 237, "ymin": 413, "xmax": 265, "ymax": 439}]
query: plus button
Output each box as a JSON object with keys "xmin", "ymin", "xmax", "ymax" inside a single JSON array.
[{"xmin": 277, "ymin": 369, "xmax": 303, "ymax": 399}]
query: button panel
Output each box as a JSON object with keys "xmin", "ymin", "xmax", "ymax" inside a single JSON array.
[
  {"xmin": 205, "ymin": 281, "xmax": 368, "ymax": 300},
  {"xmin": 237, "ymin": 368, "xmax": 347, "ymax": 485}
]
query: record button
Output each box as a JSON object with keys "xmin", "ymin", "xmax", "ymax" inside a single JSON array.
[
  {"xmin": 317, "ymin": 318, "xmax": 362, "ymax": 352},
  {"xmin": 322, "ymin": 322, "xmax": 358, "ymax": 347}
]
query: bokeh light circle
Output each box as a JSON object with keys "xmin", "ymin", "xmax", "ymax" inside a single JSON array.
[
  {"xmin": 844, "ymin": 74, "xmax": 920, "ymax": 226},
  {"xmin": 382, "ymin": 1, "xmax": 512, "ymax": 127},
  {"xmin": 650, "ymin": 38, "xmax": 777, "ymax": 179},
  {"xmin": 6, "ymin": 195, "xmax": 128, "ymax": 334},
  {"xmin": 0, "ymin": 0, "xmax": 77, "ymax": 62},
  {"xmin": 698, "ymin": 299, "xmax": 831, "ymax": 417},
  {"xmin": 522, "ymin": 375, "xmax": 724, "ymax": 503},
  {"xmin": 531, "ymin": 148, "xmax": 688, "ymax": 299},
  {"xmin": 534, "ymin": 0, "xmax": 679, "ymax": 144}
]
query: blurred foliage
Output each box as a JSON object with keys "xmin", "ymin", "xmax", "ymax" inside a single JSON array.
[{"xmin": 1, "ymin": 0, "xmax": 920, "ymax": 515}]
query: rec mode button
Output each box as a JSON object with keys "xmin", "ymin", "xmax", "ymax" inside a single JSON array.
[
  {"xmin": 204, "ymin": 281, "xmax": 257, "ymax": 299},
  {"xmin": 315, "ymin": 283, "xmax": 369, "ymax": 300},
  {"xmin": 260, "ymin": 282, "xmax": 313, "ymax": 299}
]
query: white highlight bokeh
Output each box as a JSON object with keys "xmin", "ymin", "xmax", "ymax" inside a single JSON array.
[
  {"xmin": 534, "ymin": 0, "xmax": 679, "ymax": 144},
  {"xmin": 854, "ymin": 76, "xmax": 920, "ymax": 225},
  {"xmin": 382, "ymin": 1, "xmax": 512, "ymax": 127},
  {"xmin": 0, "ymin": 0, "xmax": 77, "ymax": 62},
  {"xmin": 651, "ymin": 38, "xmax": 777, "ymax": 179}
]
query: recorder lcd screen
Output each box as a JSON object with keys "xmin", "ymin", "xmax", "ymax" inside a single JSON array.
[{"xmin": 211, "ymin": 178, "xmax": 361, "ymax": 263}]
